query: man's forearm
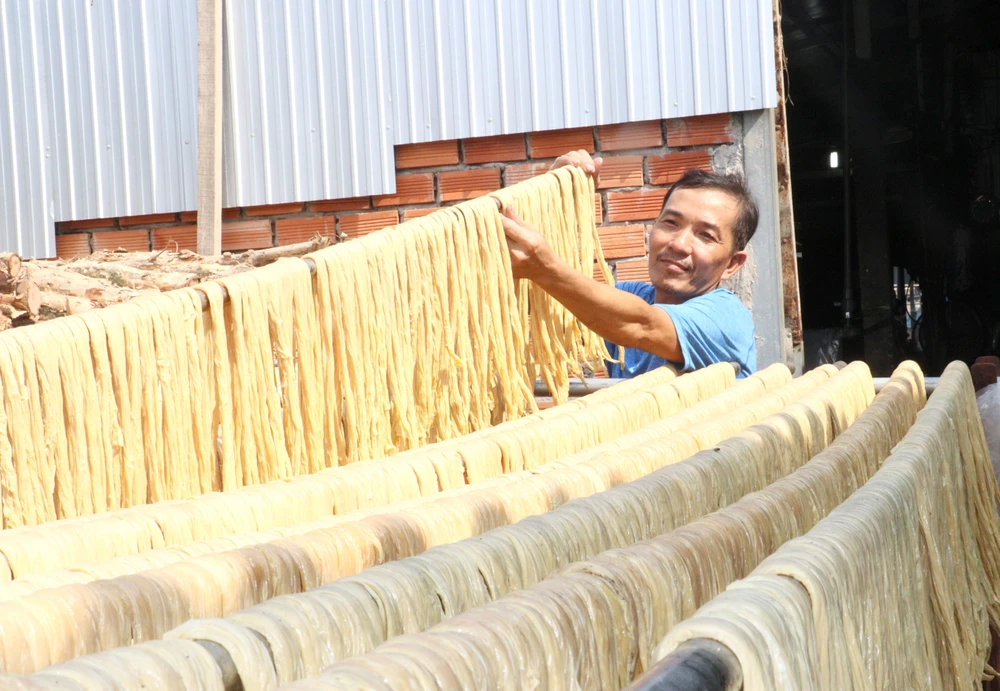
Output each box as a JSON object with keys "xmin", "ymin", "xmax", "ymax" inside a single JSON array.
[{"xmin": 529, "ymin": 255, "xmax": 682, "ymax": 361}]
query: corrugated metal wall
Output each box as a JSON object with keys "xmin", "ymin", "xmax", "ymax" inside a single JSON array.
[
  {"xmin": 223, "ymin": 0, "xmax": 395, "ymax": 206},
  {"xmin": 1, "ymin": 0, "xmax": 198, "ymax": 258},
  {"xmin": 381, "ymin": 0, "xmax": 775, "ymax": 142},
  {"xmin": 1, "ymin": 0, "xmax": 777, "ymax": 256}
]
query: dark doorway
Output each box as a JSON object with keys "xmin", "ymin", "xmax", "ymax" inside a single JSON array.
[{"xmin": 784, "ymin": 0, "xmax": 1000, "ymax": 375}]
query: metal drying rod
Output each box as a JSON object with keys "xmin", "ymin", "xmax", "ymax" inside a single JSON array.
[
  {"xmin": 191, "ymin": 631, "xmax": 746, "ymax": 691},
  {"xmin": 535, "ymin": 373, "xmax": 941, "ymax": 398}
]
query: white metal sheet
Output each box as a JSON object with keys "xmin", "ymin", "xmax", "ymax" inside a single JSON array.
[{"xmin": 1, "ymin": 0, "xmax": 778, "ymax": 254}]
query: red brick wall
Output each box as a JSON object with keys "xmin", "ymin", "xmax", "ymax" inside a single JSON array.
[{"xmin": 54, "ymin": 114, "xmax": 735, "ymax": 283}]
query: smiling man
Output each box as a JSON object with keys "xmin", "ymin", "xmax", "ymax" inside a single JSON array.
[{"xmin": 501, "ymin": 150, "xmax": 757, "ymax": 378}]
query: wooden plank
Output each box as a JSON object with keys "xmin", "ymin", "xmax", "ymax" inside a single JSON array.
[{"xmin": 196, "ymin": 0, "xmax": 224, "ymax": 256}]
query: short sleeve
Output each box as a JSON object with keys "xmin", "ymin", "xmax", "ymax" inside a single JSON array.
[{"xmin": 656, "ymin": 291, "xmax": 756, "ymax": 375}]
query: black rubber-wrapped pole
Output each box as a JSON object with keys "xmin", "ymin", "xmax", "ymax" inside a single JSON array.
[
  {"xmin": 193, "ymin": 640, "xmax": 242, "ymax": 691},
  {"xmin": 191, "ymin": 629, "xmax": 275, "ymax": 691},
  {"xmin": 625, "ymin": 639, "xmax": 743, "ymax": 691}
]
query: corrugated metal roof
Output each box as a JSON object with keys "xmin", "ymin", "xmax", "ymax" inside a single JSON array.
[{"xmin": 1, "ymin": 0, "xmax": 777, "ymax": 254}]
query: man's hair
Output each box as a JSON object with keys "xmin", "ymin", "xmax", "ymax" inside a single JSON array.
[{"xmin": 659, "ymin": 169, "xmax": 759, "ymax": 252}]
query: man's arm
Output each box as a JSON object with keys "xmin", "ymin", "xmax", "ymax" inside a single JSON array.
[{"xmin": 500, "ymin": 207, "xmax": 683, "ymax": 363}]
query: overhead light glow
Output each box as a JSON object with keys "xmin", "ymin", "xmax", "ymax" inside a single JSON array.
[{"xmin": 829, "ymin": 151, "xmax": 839, "ymax": 168}]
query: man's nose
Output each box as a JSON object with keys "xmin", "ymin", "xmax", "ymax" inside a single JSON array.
[{"xmin": 666, "ymin": 228, "xmax": 693, "ymax": 255}]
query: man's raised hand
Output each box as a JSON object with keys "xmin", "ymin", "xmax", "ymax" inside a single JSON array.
[
  {"xmin": 550, "ymin": 149, "xmax": 603, "ymax": 183},
  {"xmin": 499, "ymin": 206, "xmax": 554, "ymax": 281}
]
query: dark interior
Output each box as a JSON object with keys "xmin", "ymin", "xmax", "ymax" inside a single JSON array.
[{"xmin": 784, "ymin": 0, "xmax": 1000, "ymax": 375}]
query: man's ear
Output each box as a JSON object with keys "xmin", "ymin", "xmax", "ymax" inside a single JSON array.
[{"xmin": 720, "ymin": 250, "xmax": 748, "ymax": 281}]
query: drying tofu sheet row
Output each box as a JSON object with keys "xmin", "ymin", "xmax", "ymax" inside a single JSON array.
[
  {"xmin": 0, "ymin": 364, "xmax": 782, "ymax": 673},
  {"xmin": 1, "ymin": 363, "xmax": 876, "ymax": 686},
  {"xmin": 0, "ymin": 364, "xmax": 706, "ymax": 582},
  {"xmin": 0, "ymin": 167, "xmax": 608, "ymax": 528},
  {"xmin": 649, "ymin": 361, "xmax": 1000, "ymax": 691},
  {"xmin": 297, "ymin": 362, "xmax": 921, "ymax": 690}
]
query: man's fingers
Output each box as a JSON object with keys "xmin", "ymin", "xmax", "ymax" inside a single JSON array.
[
  {"xmin": 503, "ymin": 205, "xmax": 527, "ymax": 225},
  {"xmin": 500, "ymin": 207, "xmax": 528, "ymax": 240},
  {"xmin": 550, "ymin": 154, "xmax": 573, "ymax": 172},
  {"xmin": 570, "ymin": 150, "xmax": 592, "ymax": 172}
]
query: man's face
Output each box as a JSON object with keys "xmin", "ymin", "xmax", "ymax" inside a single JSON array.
[{"xmin": 646, "ymin": 187, "xmax": 748, "ymax": 303}]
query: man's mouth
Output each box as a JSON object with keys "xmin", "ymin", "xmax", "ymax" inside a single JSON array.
[{"xmin": 658, "ymin": 257, "xmax": 689, "ymax": 274}]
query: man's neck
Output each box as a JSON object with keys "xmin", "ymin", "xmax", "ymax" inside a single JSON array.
[
  {"xmin": 654, "ymin": 283, "xmax": 720, "ymax": 306},
  {"xmin": 654, "ymin": 289, "xmax": 684, "ymax": 305}
]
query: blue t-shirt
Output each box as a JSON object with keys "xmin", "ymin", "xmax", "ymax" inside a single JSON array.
[{"xmin": 604, "ymin": 282, "xmax": 756, "ymax": 379}]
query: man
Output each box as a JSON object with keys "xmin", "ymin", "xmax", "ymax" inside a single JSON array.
[{"xmin": 500, "ymin": 150, "xmax": 757, "ymax": 378}]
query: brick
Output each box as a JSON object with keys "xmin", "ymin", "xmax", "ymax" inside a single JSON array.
[
  {"xmin": 339, "ymin": 210, "xmax": 399, "ymax": 238},
  {"xmin": 245, "ymin": 202, "xmax": 305, "ymax": 217},
  {"xmin": 275, "ymin": 216, "xmax": 337, "ymax": 246},
  {"xmin": 595, "ymin": 193, "xmax": 604, "ymax": 225},
  {"xmin": 373, "ymin": 173, "xmax": 435, "ymax": 207},
  {"xmin": 615, "ymin": 258, "xmax": 650, "ymax": 282},
  {"xmin": 504, "ymin": 162, "xmax": 550, "ymax": 186},
  {"xmin": 120, "ymin": 213, "xmax": 177, "ymax": 227},
  {"xmin": 647, "ymin": 150, "xmax": 713, "ymax": 185},
  {"xmin": 55, "ymin": 233, "xmax": 91, "ymax": 259},
  {"xmin": 311, "ymin": 197, "xmax": 371, "ymax": 213},
  {"xmin": 606, "ymin": 189, "xmax": 668, "ymax": 223},
  {"xmin": 179, "ymin": 209, "xmax": 241, "ymax": 222},
  {"xmin": 528, "ymin": 127, "xmax": 595, "ymax": 159},
  {"xmin": 58, "ymin": 217, "xmax": 116, "ymax": 231},
  {"xmin": 598, "ymin": 121, "xmax": 663, "ymax": 151},
  {"xmin": 598, "ymin": 224, "xmax": 647, "ymax": 259},
  {"xmin": 92, "ymin": 229, "xmax": 150, "ymax": 253},
  {"xmin": 395, "ymin": 140, "xmax": 460, "ymax": 169},
  {"xmin": 438, "ymin": 168, "xmax": 502, "ymax": 202},
  {"xmin": 666, "ymin": 114, "xmax": 733, "ymax": 147},
  {"xmin": 401, "ymin": 207, "xmax": 442, "ymax": 221},
  {"xmin": 221, "ymin": 219, "xmax": 273, "ymax": 251},
  {"xmin": 596, "ymin": 156, "xmax": 644, "ymax": 189},
  {"xmin": 152, "ymin": 225, "xmax": 198, "ymax": 252},
  {"xmin": 463, "ymin": 134, "xmax": 527, "ymax": 164}
]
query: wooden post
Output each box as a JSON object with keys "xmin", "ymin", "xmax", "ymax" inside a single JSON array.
[
  {"xmin": 196, "ymin": 0, "xmax": 224, "ymax": 256},
  {"xmin": 772, "ymin": 0, "xmax": 804, "ymax": 374}
]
